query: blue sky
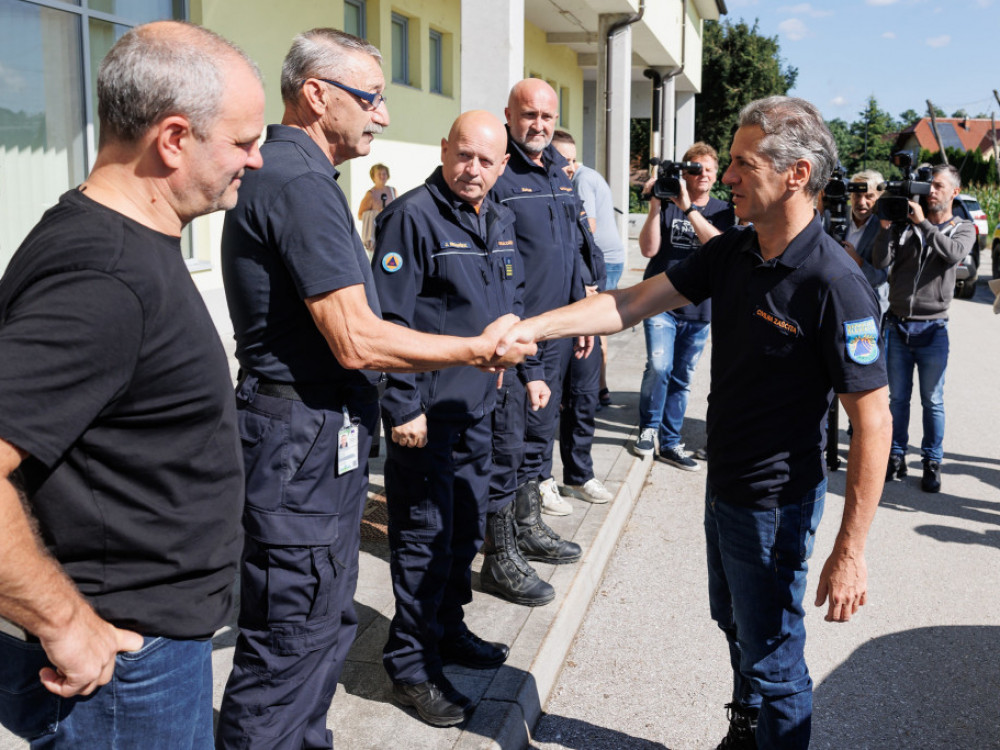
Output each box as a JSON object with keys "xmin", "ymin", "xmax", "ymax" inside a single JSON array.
[{"xmin": 723, "ymin": 0, "xmax": 999, "ymax": 124}]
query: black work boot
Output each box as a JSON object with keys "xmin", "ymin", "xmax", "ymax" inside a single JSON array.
[
  {"xmin": 480, "ymin": 502, "xmax": 555, "ymax": 606},
  {"xmin": 716, "ymin": 702, "xmax": 758, "ymax": 749},
  {"xmin": 921, "ymin": 459, "xmax": 941, "ymax": 493},
  {"xmin": 514, "ymin": 479, "xmax": 582, "ymax": 564}
]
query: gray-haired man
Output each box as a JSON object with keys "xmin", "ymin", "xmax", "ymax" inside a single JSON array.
[
  {"xmin": 496, "ymin": 96, "xmax": 892, "ymax": 750},
  {"xmin": 216, "ymin": 29, "xmax": 529, "ymax": 749},
  {"xmin": 0, "ymin": 20, "xmax": 263, "ymax": 747}
]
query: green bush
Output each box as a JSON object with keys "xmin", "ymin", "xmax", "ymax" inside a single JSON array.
[{"xmin": 968, "ymin": 181, "xmax": 1000, "ymax": 236}]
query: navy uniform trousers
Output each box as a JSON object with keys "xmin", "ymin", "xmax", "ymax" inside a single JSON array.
[
  {"xmin": 382, "ymin": 414, "xmax": 492, "ymax": 684},
  {"xmin": 525, "ymin": 337, "xmax": 601, "ymax": 486},
  {"xmin": 216, "ymin": 374, "xmax": 379, "ymax": 750},
  {"xmin": 489, "ymin": 369, "xmax": 526, "ymax": 514}
]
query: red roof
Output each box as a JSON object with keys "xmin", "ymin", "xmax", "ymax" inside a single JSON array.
[{"xmin": 895, "ymin": 118, "xmax": 996, "ymax": 154}]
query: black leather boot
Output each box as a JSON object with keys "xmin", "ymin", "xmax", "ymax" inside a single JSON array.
[
  {"xmin": 514, "ymin": 479, "xmax": 582, "ymax": 564},
  {"xmin": 480, "ymin": 502, "xmax": 555, "ymax": 606}
]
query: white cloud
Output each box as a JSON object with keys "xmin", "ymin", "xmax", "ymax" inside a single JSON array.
[
  {"xmin": 865, "ymin": 0, "xmax": 899, "ymax": 5},
  {"xmin": 778, "ymin": 3, "xmax": 834, "ymax": 16},
  {"xmin": 778, "ymin": 18, "xmax": 811, "ymax": 41},
  {"xmin": 973, "ymin": 0, "xmax": 994, "ymax": 8},
  {"xmin": 831, "ymin": 96, "xmax": 849, "ymax": 107},
  {"xmin": 925, "ymin": 34, "xmax": 951, "ymax": 47}
]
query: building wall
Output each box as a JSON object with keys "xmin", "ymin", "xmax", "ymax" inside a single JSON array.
[{"xmin": 523, "ymin": 21, "xmax": 584, "ymax": 143}]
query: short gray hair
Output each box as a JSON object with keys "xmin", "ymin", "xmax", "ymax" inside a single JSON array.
[
  {"xmin": 932, "ymin": 163, "xmax": 961, "ymax": 190},
  {"xmin": 97, "ymin": 21, "xmax": 260, "ymax": 145},
  {"xmin": 738, "ymin": 96, "xmax": 838, "ymax": 196},
  {"xmin": 850, "ymin": 169, "xmax": 884, "ymax": 193},
  {"xmin": 280, "ymin": 28, "xmax": 383, "ymax": 105}
]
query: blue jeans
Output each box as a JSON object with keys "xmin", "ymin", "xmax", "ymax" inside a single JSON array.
[
  {"xmin": 705, "ymin": 480, "xmax": 826, "ymax": 750},
  {"xmin": 604, "ymin": 261, "xmax": 624, "ymax": 291},
  {"xmin": 0, "ymin": 633, "xmax": 213, "ymax": 749},
  {"xmin": 638, "ymin": 313, "xmax": 710, "ymax": 450},
  {"xmin": 886, "ymin": 321, "xmax": 948, "ymax": 462}
]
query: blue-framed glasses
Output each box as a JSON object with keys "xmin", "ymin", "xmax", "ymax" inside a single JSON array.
[{"xmin": 306, "ymin": 78, "xmax": 387, "ymax": 109}]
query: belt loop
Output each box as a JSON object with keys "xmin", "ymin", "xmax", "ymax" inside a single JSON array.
[{"xmin": 236, "ymin": 371, "xmax": 259, "ymax": 404}]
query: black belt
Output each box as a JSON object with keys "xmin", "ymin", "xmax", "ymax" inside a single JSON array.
[{"xmin": 238, "ymin": 372, "xmax": 379, "ymax": 405}]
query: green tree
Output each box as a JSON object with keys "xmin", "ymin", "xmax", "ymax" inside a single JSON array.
[
  {"xmin": 826, "ymin": 118, "xmax": 856, "ymax": 169},
  {"xmin": 951, "ymin": 108, "xmax": 970, "ymax": 119},
  {"xmin": 695, "ymin": 18, "xmax": 797, "ymax": 168},
  {"xmin": 847, "ymin": 96, "xmax": 896, "ymax": 177},
  {"xmin": 898, "ymin": 109, "xmax": 921, "ymax": 128}
]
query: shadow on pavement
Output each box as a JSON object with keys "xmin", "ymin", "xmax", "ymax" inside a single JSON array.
[
  {"xmin": 530, "ymin": 713, "xmax": 670, "ymax": 749},
  {"xmin": 812, "ymin": 625, "xmax": 1000, "ymax": 749}
]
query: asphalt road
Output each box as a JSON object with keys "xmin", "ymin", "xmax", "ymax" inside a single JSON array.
[{"xmin": 532, "ymin": 280, "xmax": 1000, "ymax": 750}]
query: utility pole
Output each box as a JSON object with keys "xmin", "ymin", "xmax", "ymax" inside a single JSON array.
[{"xmin": 926, "ymin": 99, "xmax": 948, "ymax": 164}]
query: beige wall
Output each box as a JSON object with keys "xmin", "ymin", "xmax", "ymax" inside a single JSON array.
[{"xmin": 522, "ymin": 21, "xmax": 583, "ymax": 142}]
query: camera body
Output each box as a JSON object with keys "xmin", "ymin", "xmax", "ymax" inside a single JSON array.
[
  {"xmin": 652, "ymin": 160, "xmax": 703, "ymax": 200},
  {"xmin": 822, "ymin": 167, "xmax": 868, "ymax": 242},
  {"xmin": 874, "ymin": 152, "xmax": 932, "ymax": 223}
]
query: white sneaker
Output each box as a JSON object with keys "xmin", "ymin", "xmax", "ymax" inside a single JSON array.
[
  {"xmin": 538, "ymin": 477, "xmax": 573, "ymax": 516},
  {"xmin": 561, "ymin": 477, "xmax": 613, "ymax": 504}
]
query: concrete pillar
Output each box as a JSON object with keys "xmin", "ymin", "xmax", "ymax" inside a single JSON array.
[
  {"xmin": 660, "ymin": 74, "xmax": 676, "ymax": 162},
  {"xmin": 460, "ymin": 0, "xmax": 523, "ymax": 119},
  {"xmin": 676, "ymin": 91, "xmax": 696, "ymax": 157},
  {"xmin": 597, "ymin": 13, "xmax": 633, "ymax": 248}
]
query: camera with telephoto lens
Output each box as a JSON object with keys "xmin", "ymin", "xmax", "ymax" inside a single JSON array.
[
  {"xmin": 874, "ymin": 152, "xmax": 932, "ymax": 223},
  {"xmin": 822, "ymin": 166, "xmax": 868, "ymax": 243},
  {"xmin": 651, "ymin": 159, "xmax": 704, "ymax": 200}
]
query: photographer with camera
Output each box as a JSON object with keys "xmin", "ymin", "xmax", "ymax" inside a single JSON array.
[
  {"xmin": 843, "ymin": 170, "xmax": 889, "ymax": 317},
  {"xmin": 635, "ymin": 142, "xmax": 735, "ymax": 466},
  {"xmin": 873, "ymin": 163, "xmax": 974, "ymax": 493}
]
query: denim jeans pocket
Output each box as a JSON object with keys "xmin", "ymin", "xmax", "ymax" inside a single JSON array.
[
  {"xmin": 0, "ymin": 633, "xmax": 60, "ymax": 740},
  {"xmin": 117, "ymin": 635, "xmax": 169, "ymax": 663}
]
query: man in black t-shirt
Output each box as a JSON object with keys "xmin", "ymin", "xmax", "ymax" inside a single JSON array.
[
  {"xmin": 635, "ymin": 142, "xmax": 735, "ymax": 467},
  {"xmin": 496, "ymin": 96, "xmax": 892, "ymax": 750},
  {"xmin": 0, "ymin": 21, "xmax": 265, "ymax": 747}
]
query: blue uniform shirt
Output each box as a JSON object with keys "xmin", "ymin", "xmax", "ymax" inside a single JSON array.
[
  {"xmin": 667, "ymin": 215, "xmax": 887, "ymax": 508},
  {"xmin": 222, "ymin": 125, "xmax": 381, "ymax": 387},
  {"xmin": 373, "ymin": 167, "xmax": 523, "ymax": 425}
]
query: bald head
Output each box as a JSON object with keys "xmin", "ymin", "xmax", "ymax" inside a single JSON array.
[
  {"xmin": 505, "ymin": 79, "xmax": 559, "ymax": 158},
  {"xmin": 97, "ymin": 20, "xmax": 260, "ymax": 146},
  {"xmin": 440, "ymin": 110, "xmax": 510, "ymax": 209}
]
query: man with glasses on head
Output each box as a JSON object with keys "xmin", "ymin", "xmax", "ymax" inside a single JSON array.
[{"xmin": 216, "ymin": 29, "xmax": 531, "ymax": 750}]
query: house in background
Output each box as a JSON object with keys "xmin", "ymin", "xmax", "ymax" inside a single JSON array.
[
  {"xmin": 0, "ymin": 0, "xmax": 725, "ymax": 337},
  {"xmin": 894, "ymin": 117, "xmax": 998, "ymax": 157}
]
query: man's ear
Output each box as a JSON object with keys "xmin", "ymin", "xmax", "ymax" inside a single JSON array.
[
  {"xmin": 301, "ymin": 79, "xmax": 329, "ymax": 117},
  {"xmin": 155, "ymin": 115, "xmax": 193, "ymax": 169},
  {"xmin": 787, "ymin": 158, "xmax": 812, "ymax": 192}
]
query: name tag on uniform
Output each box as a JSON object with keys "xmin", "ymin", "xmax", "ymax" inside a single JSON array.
[{"xmin": 338, "ymin": 406, "xmax": 360, "ymax": 474}]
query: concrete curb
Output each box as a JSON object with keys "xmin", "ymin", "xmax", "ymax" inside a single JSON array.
[{"xmin": 463, "ymin": 450, "xmax": 654, "ymax": 749}]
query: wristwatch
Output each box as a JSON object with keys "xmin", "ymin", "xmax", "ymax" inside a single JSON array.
[{"xmin": 683, "ymin": 205, "xmax": 698, "ymax": 216}]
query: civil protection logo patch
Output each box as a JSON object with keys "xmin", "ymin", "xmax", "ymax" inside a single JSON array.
[
  {"xmin": 381, "ymin": 252, "xmax": 403, "ymax": 273},
  {"xmin": 844, "ymin": 317, "xmax": 879, "ymax": 365}
]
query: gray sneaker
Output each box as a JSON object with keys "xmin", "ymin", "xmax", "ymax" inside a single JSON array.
[
  {"xmin": 659, "ymin": 443, "xmax": 700, "ymax": 471},
  {"xmin": 634, "ymin": 427, "xmax": 656, "ymax": 457}
]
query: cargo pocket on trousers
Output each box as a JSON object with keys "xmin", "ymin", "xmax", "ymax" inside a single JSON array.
[{"xmin": 265, "ymin": 545, "xmax": 341, "ymax": 656}]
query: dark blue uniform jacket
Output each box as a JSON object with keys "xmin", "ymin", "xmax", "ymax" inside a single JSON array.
[
  {"xmin": 490, "ymin": 130, "xmax": 604, "ymax": 380},
  {"xmin": 373, "ymin": 167, "xmax": 524, "ymax": 426}
]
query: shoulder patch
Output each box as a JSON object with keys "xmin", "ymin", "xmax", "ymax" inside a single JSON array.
[
  {"xmin": 381, "ymin": 252, "xmax": 403, "ymax": 273},
  {"xmin": 844, "ymin": 317, "xmax": 880, "ymax": 365}
]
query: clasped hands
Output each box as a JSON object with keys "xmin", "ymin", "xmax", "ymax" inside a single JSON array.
[{"xmin": 477, "ymin": 314, "xmax": 592, "ymax": 371}]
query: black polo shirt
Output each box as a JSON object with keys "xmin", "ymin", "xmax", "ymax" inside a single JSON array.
[
  {"xmin": 668, "ymin": 216, "xmax": 887, "ymax": 508},
  {"xmin": 222, "ymin": 124, "xmax": 381, "ymax": 387}
]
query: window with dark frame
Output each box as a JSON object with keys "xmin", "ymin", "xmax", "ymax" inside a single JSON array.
[{"xmin": 391, "ymin": 12, "xmax": 408, "ymax": 85}]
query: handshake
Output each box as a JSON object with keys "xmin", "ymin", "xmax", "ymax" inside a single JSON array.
[{"xmin": 474, "ymin": 313, "xmax": 594, "ymax": 371}]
